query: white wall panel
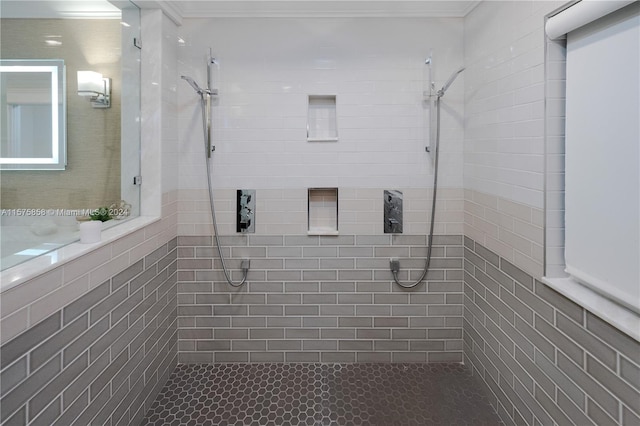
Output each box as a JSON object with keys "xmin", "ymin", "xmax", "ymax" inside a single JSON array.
[{"xmin": 177, "ymin": 18, "xmax": 464, "ymax": 191}]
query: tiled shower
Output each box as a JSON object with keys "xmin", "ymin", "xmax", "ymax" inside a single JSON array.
[
  {"xmin": 1, "ymin": 2, "xmax": 639, "ymax": 426},
  {"xmin": 177, "ymin": 233, "xmax": 466, "ymax": 364}
]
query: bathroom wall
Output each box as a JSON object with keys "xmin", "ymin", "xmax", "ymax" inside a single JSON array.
[
  {"xmin": 463, "ymin": 1, "xmax": 563, "ymax": 278},
  {"xmin": 4, "ymin": 4, "xmax": 637, "ymax": 426},
  {"xmin": 176, "ymin": 18, "xmax": 465, "ymax": 239},
  {"xmin": 463, "ymin": 2, "xmax": 640, "ymax": 425},
  {"xmin": 178, "ymin": 18, "xmax": 465, "ymax": 195},
  {"xmin": 0, "ymin": 19, "xmax": 121, "ymax": 210},
  {"xmin": 464, "ymin": 239, "xmax": 640, "ymax": 426},
  {"xmin": 0, "ymin": 9, "xmax": 180, "ymax": 426},
  {"xmin": 178, "ymin": 233, "xmax": 464, "ymax": 363},
  {"xmin": 176, "ymin": 17, "xmax": 466, "ymax": 362},
  {"xmin": 0, "ymin": 235, "xmax": 177, "ymax": 425},
  {"xmin": 176, "ymin": 15, "xmax": 467, "ymax": 239}
]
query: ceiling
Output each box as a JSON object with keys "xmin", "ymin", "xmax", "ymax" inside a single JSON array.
[
  {"xmin": 0, "ymin": 1, "xmax": 122, "ymax": 19},
  {"xmin": 0, "ymin": 0, "xmax": 480, "ymax": 22},
  {"xmin": 146, "ymin": 0, "xmax": 480, "ymax": 24}
]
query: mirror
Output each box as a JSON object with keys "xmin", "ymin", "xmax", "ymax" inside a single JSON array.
[
  {"xmin": 0, "ymin": 59, "xmax": 66, "ymax": 170},
  {"xmin": 0, "ymin": 1, "xmax": 141, "ymax": 270}
]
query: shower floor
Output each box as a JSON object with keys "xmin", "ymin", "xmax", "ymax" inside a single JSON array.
[{"xmin": 141, "ymin": 363, "xmax": 501, "ymax": 426}]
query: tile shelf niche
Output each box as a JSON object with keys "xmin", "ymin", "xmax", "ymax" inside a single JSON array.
[
  {"xmin": 308, "ymin": 188, "xmax": 338, "ymax": 235},
  {"xmin": 307, "ymin": 95, "xmax": 338, "ymax": 142}
]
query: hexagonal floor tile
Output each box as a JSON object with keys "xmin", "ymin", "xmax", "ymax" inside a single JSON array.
[{"xmin": 141, "ymin": 363, "xmax": 501, "ymax": 425}]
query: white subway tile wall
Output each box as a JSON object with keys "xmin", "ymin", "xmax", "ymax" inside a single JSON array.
[
  {"xmin": 464, "ymin": 1, "xmax": 565, "ymax": 210},
  {"xmin": 177, "ymin": 18, "xmax": 465, "ymax": 192},
  {"xmin": 463, "ymin": 1, "xmax": 566, "ymax": 278}
]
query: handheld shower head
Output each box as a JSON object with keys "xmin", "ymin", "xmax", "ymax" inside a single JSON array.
[
  {"xmin": 437, "ymin": 67, "xmax": 465, "ymax": 98},
  {"xmin": 181, "ymin": 75, "xmax": 210, "ymax": 95}
]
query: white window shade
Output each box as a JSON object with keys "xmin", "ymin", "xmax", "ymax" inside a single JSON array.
[
  {"xmin": 564, "ymin": 3, "xmax": 640, "ymax": 312},
  {"xmin": 546, "ymin": 0, "xmax": 636, "ymax": 40}
]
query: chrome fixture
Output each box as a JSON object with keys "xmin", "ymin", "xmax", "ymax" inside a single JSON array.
[
  {"xmin": 181, "ymin": 75, "xmax": 211, "ymax": 96},
  {"xmin": 182, "ymin": 52, "xmax": 249, "ymax": 287},
  {"xmin": 77, "ymin": 70, "xmax": 110, "ymax": 108},
  {"xmin": 181, "ymin": 74, "xmax": 217, "ymax": 158},
  {"xmin": 437, "ymin": 67, "xmax": 465, "ymax": 98},
  {"xmin": 391, "ymin": 65, "xmax": 465, "ymax": 289},
  {"xmin": 207, "ymin": 49, "xmax": 219, "ymax": 95},
  {"xmin": 384, "ymin": 190, "xmax": 403, "ymax": 234},
  {"xmin": 237, "ymin": 189, "xmax": 256, "ymax": 233},
  {"xmin": 423, "ymin": 53, "xmax": 435, "ymax": 98}
]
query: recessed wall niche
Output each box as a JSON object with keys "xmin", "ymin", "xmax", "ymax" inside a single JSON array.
[
  {"xmin": 307, "ymin": 95, "xmax": 337, "ymax": 141},
  {"xmin": 308, "ymin": 188, "xmax": 338, "ymax": 235}
]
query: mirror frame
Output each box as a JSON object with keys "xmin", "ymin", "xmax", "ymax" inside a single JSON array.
[{"xmin": 0, "ymin": 59, "xmax": 66, "ymax": 170}]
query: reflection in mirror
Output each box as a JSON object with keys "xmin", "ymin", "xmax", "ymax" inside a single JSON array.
[
  {"xmin": 0, "ymin": 1, "xmax": 141, "ymax": 270},
  {"xmin": 0, "ymin": 59, "xmax": 66, "ymax": 169}
]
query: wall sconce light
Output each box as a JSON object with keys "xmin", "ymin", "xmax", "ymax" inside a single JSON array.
[{"xmin": 77, "ymin": 70, "xmax": 110, "ymax": 108}]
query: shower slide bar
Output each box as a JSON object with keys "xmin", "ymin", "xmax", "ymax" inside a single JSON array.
[
  {"xmin": 391, "ymin": 60, "xmax": 465, "ymax": 289},
  {"xmin": 181, "ymin": 50, "xmax": 249, "ymax": 287}
]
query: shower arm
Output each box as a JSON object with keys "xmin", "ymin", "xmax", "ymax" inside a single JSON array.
[
  {"xmin": 424, "ymin": 66, "xmax": 465, "ymax": 99},
  {"xmin": 437, "ymin": 67, "xmax": 465, "ymax": 98}
]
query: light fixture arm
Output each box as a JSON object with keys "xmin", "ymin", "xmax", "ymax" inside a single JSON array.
[
  {"xmin": 91, "ymin": 77, "xmax": 111, "ymax": 108},
  {"xmin": 89, "ymin": 77, "xmax": 111, "ymax": 108},
  {"xmin": 77, "ymin": 71, "xmax": 111, "ymax": 108}
]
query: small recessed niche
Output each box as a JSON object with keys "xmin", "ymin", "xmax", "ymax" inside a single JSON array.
[
  {"xmin": 308, "ymin": 188, "xmax": 338, "ymax": 235},
  {"xmin": 307, "ymin": 95, "xmax": 337, "ymax": 142}
]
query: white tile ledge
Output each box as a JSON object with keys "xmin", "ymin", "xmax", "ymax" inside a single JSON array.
[
  {"xmin": 307, "ymin": 138, "xmax": 339, "ymax": 142},
  {"xmin": 1, "ymin": 216, "xmax": 160, "ymax": 293},
  {"xmin": 541, "ymin": 276, "xmax": 640, "ymax": 343},
  {"xmin": 308, "ymin": 230, "xmax": 340, "ymax": 236}
]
